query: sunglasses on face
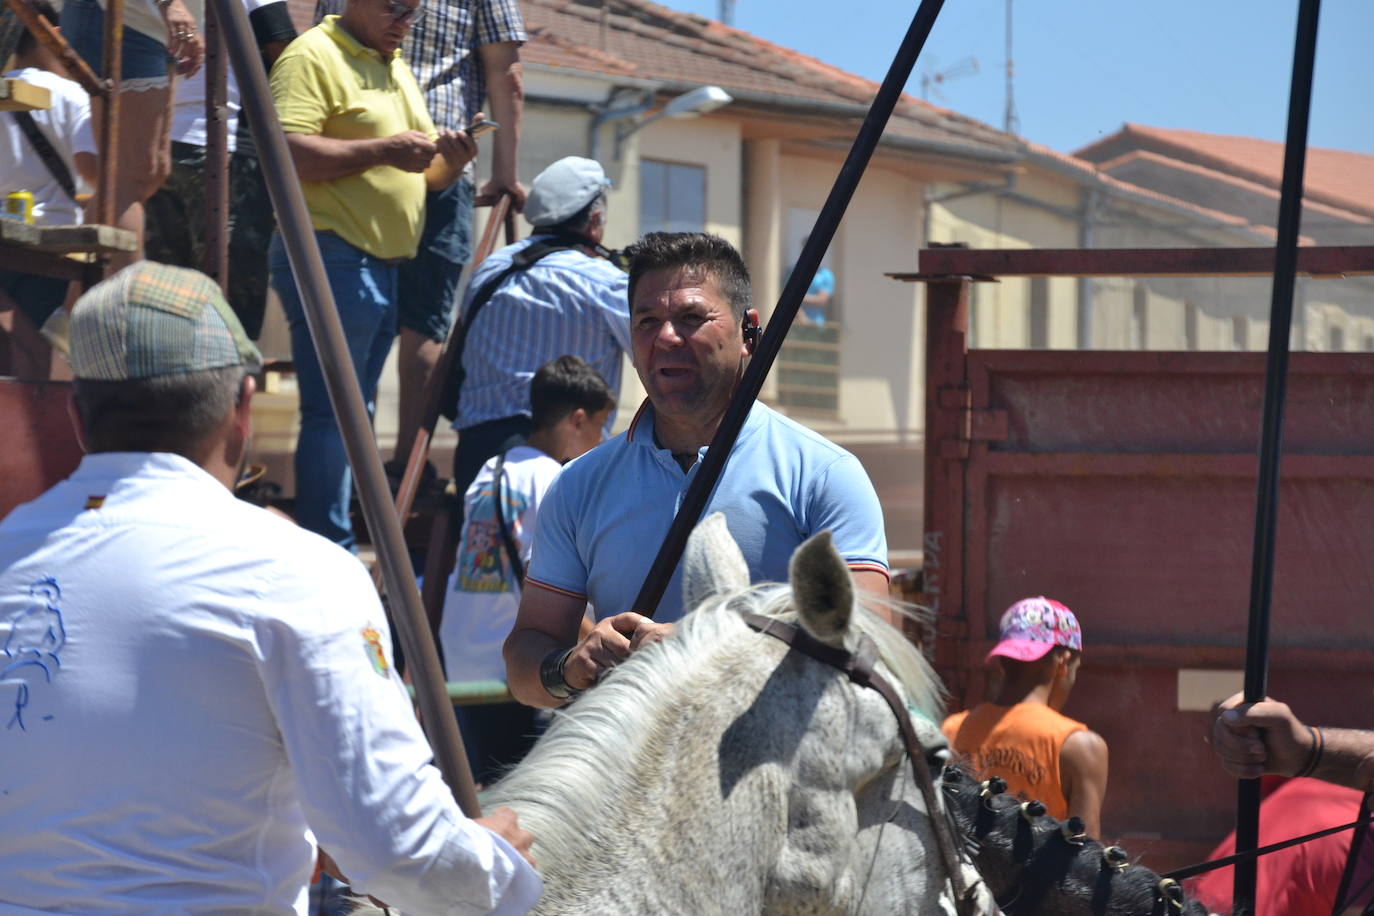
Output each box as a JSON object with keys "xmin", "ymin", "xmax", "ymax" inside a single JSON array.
[{"xmin": 382, "ymin": 0, "xmax": 424, "ymax": 25}]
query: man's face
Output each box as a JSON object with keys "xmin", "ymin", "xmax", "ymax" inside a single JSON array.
[
  {"xmin": 631, "ymin": 267, "xmax": 750, "ymax": 425},
  {"xmin": 346, "ymin": 0, "xmax": 421, "ymax": 55}
]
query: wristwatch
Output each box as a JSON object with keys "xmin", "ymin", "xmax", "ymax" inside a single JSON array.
[
  {"xmin": 539, "ymin": 647, "xmax": 581, "ymax": 701},
  {"xmin": 154, "ymin": 0, "xmax": 175, "ymax": 10}
]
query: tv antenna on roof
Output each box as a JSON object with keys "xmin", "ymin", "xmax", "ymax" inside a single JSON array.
[
  {"xmin": 920, "ymin": 56, "xmax": 979, "ymax": 101},
  {"xmin": 718, "ymin": 0, "xmax": 735, "ymax": 26}
]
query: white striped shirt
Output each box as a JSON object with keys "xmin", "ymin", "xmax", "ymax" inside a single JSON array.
[{"xmin": 456, "ymin": 236, "xmax": 631, "ymax": 430}]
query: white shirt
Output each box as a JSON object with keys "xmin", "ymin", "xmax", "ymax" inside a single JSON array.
[
  {"xmin": 441, "ymin": 446, "xmax": 562, "ymax": 682},
  {"xmin": 0, "ymin": 452, "xmax": 540, "ymax": 916},
  {"xmin": 169, "ymin": 0, "xmax": 286, "ymax": 150},
  {"xmin": 0, "ymin": 67, "xmax": 96, "ymax": 226}
]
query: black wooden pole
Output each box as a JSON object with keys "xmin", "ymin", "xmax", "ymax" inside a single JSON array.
[
  {"xmin": 208, "ymin": 0, "xmax": 483, "ymax": 817},
  {"xmin": 1233, "ymin": 1, "xmax": 1322, "ymax": 912},
  {"xmin": 632, "ymin": 0, "xmax": 949, "ymax": 617}
]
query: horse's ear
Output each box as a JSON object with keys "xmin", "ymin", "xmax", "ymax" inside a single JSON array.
[
  {"xmin": 683, "ymin": 513, "xmax": 750, "ymax": 611},
  {"xmin": 790, "ymin": 530, "xmax": 853, "ymax": 646}
]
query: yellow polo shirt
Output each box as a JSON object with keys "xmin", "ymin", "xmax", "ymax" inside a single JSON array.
[{"xmin": 270, "ymin": 17, "xmax": 437, "ymax": 261}]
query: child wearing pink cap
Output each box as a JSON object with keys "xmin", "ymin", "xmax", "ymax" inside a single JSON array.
[{"xmin": 941, "ymin": 597, "xmax": 1110, "ymax": 837}]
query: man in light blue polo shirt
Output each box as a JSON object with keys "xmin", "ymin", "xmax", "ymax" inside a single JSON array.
[{"xmin": 504, "ymin": 232, "xmax": 889, "ymax": 708}]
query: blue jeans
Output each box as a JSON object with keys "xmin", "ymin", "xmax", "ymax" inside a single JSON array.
[
  {"xmin": 270, "ymin": 231, "xmax": 398, "ymax": 550},
  {"xmin": 396, "ymin": 178, "xmax": 474, "ymax": 341}
]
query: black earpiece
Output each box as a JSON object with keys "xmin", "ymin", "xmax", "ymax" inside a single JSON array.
[{"xmin": 743, "ymin": 318, "xmax": 761, "ymax": 350}]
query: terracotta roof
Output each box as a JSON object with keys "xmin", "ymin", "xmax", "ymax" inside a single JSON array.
[
  {"xmin": 1022, "ymin": 141, "xmax": 1284, "ymax": 242},
  {"xmin": 1093, "ymin": 149, "xmax": 1373, "ymax": 227},
  {"xmin": 1075, "ymin": 124, "xmax": 1374, "ymax": 219},
  {"xmin": 521, "ymin": 0, "xmax": 1014, "ymax": 156}
]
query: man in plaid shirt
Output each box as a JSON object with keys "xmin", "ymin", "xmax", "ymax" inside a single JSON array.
[{"xmin": 317, "ymin": 0, "xmax": 528, "ymax": 484}]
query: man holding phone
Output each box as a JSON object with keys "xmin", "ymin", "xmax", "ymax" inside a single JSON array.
[
  {"xmin": 269, "ymin": 0, "xmax": 478, "ymax": 548},
  {"xmin": 314, "ymin": 0, "xmax": 529, "ymax": 487}
]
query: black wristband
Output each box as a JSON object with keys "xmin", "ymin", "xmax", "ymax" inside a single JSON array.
[{"xmin": 539, "ymin": 647, "xmax": 580, "ymax": 700}]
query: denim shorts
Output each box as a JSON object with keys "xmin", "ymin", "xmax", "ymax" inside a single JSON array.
[
  {"xmin": 396, "ymin": 178, "xmax": 474, "ymax": 341},
  {"xmin": 60, "ymin": 0, "xmax": 173, "ymax": 83}
]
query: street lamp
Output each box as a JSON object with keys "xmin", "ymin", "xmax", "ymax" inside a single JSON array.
[{"xmin": 588, "ymin": 85, "xmax": 734, "ymax": 161}]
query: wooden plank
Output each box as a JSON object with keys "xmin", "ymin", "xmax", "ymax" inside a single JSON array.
[
  {"xmin": 0, "ymin": 76, "xmax": 52, "ymax": 111},
  {"xmin": 0, "ymin": 216, "xmax": 40, "ymax": 246},
  {"xmin": 34, "ymin": 224, "xmax": 137, "ymax": 253}
]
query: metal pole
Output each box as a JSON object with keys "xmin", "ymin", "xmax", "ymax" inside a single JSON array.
[
  {"xmin": 1233, "ymin": 0, "xmax": 1322, "ymax": 912},
  {"xmin": 202, "ymin": 1, "xmax": 229, "ymax": 289},
  {"xmin": 98, "ymin": 0, "xmax": 122, "ymax": 230},
  {"xmin": 631, "ymin": 0, "xmax": 949, "ymax": 617},
  {"xmin": 208, "ymin": 0, "xmax": 482, "ymax": 817}
]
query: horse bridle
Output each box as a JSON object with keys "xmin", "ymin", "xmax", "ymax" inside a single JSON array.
[{"xmin": 740, "ymin": 612, "xmax": 988, "ymax": 916}]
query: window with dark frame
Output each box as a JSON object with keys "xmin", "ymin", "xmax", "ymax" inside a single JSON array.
[{"xmin": 639, "ymin": 160, "xmax": 706, "ymax": 234}]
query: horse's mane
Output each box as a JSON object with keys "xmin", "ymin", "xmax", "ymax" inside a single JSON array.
[{"xmin": 486, "ymin": 583, "xmax": 944, "ymax": 863}]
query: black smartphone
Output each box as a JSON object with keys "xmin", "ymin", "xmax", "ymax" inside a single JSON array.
[{"xmin": 465, "ymin": 119, "xmax": 501, "ymax": 139}]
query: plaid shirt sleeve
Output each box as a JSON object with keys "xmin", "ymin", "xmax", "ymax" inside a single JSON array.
[{"xmin": 475, "ymin": 0, "xmax": 527, "ymax": 46}]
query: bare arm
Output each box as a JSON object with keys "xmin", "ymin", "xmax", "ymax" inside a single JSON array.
[
  {"xmin": 476, "ymin": 40, "xmax": 525, "ymax": 208},
  {"xmin": 504, "ymin": 583, "xmax": 590, "ymax": 709},
  {"xmin": 1060, "ymin": 728, "xmax": 1109, "ymax": 839},
  {"xmin": 504, "ymin": 583, "xmax": 673, "ymax": 708},
  {"xmin": 284, "ymin": 130, "xmax": 434, "ymax": 183},
  {"xmin": 853, "ymin": 569, "xmax": 899, "ymax": 628},
  {"xmin": 1212, "ymin": 692, "xmax": 1374, "ymax": 790}
]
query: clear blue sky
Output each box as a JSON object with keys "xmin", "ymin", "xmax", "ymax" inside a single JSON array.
[{"xmin": 655, "ymin": 0, "xmax": 1374, "ymax": 155}]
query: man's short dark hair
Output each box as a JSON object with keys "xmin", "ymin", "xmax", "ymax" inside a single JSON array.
[
  {"xmin": 16, "ymin": 0, "xmax": 58, "ymax": 57},
  {"xmin": 529, "ymin": 355, "xmax": 614, "ymax": 432},
  {"xmin": 624, "ymin": 232, "xmax": 752, "ymax": 321},
  {"xmin": 73, "ymin": 366, "xmax": 246, "ymax": 456}
]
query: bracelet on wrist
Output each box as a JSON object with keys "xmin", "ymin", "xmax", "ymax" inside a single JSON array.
[
  {"xmin": 1295, "ymin": 724, "xmax": 1325, "ymax": 778},
  {"xmin": 539, "ymin": 646, "xmax": 581, "ymax": 701}
]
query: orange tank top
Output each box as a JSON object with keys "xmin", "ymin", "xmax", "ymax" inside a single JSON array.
[{"xmin": 941, "ymin": 703, "xmax": 1086, "ymax": 819}]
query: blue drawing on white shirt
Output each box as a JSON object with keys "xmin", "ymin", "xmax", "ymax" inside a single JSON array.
[{"xmin": 2, "ymin": 577, "xmax": 66, "ymax": 731}]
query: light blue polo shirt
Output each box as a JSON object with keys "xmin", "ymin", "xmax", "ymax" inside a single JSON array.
[{"xmin": 526, "ymin": 400, "xmax": 889, "ymax": 623}]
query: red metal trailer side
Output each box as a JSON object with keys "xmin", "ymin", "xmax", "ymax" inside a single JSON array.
[{"xmin": 905, "ymin": 247, "xmax": 1374, "ymax": 870}]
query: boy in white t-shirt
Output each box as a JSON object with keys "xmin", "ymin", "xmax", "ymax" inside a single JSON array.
[{"xmin": 441, "ymin": 354, "xmax": 613, "ymax": 783}]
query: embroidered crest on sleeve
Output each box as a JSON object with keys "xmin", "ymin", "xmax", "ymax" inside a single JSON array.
[{"xmin": 362, "ymin": 626, "xmax": 389, "ymax": 677}]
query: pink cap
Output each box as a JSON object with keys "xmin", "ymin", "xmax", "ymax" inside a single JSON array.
[{"xmin": 986, "ymin": 597, "xmax": 1082, "ymax": 663}]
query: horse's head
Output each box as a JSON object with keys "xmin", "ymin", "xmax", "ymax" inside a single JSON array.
[{"xmin": 683, "ymin": 514, "xmax": 987, "ymax": 915}]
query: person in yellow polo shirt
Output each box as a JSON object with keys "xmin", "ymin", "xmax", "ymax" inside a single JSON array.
[{"xmin": 267, "ymin": 0, "xmax": 477, "ymax": 549}]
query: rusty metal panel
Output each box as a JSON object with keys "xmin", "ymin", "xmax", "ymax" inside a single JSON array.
[
  {"xmin": 0, "ymin": 379, "xmax": 83, "ymax": 520},
  {"xmin": 946, "ymin": 347, "xmax": 1374, "ymax": 870}
]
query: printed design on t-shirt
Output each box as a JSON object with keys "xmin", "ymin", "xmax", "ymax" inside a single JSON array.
[
  {"xmin": 362, "ymin": 626, "xmax": 389, "ymax": 677},
  {"xmin": 969, "ymin": 746, "xmax": 1048, "ymax": 793},
  {"xmin": 2, "ymin": 577, "xmax": 67, "ymax": 732},
  {"xmin": 455, "ymin": 482, "xmax": 529, "ymax": 594}
]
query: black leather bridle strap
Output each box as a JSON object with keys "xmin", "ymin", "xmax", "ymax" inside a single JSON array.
[{"xmin": 740, "ymin": 612, "xmax": 980, "ymax": 915}]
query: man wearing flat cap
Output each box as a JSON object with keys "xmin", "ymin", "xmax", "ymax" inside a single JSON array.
[
  {"xmin": 0, "ymin": 262, "xmax": 538, "ymax": 915},
  {"xmin": 447, "ymin": 155, "xmax": 630, "ymax": 501}
]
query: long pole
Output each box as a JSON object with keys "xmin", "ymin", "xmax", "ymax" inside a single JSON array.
[
  {"xmin": 1232, "ymin": 1, "xmax": 1322, "ymax": 912},
  {"xmin": 632, "ymin": 0, "xmax": 949, "ymax": 617},
  {"xmin": 208, "ymin": 0, "xmax": 482, "ymax": 817}
]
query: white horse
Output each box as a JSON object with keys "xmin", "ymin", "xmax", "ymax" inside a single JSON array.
[
  {"xmin": 480, "ymin": 514, "xmax": 997, "ymax": 915},
  {"xmin": 355, "ymin": 516, "xmax": 1217, "ymax": 915}
]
